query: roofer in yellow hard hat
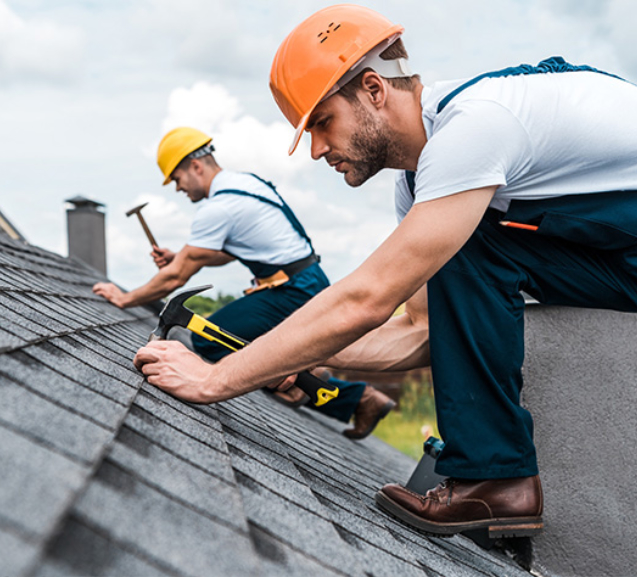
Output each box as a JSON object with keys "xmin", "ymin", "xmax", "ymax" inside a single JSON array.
[
  {"xmin": 94, "ymin": 125, "xmax": 395, "ymax": 439},
  {"xmin": 134, "ymin": 4, "xmax": 637, "ymax": 537}
]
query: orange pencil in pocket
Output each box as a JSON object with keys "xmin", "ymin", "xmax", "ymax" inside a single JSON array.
[{"xmin": 499, "ymin": 220, "xmax": 539, "ymax": 231}]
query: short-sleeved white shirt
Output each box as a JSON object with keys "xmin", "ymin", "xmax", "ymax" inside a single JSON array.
[
  {"xmin": 188, "ymin": 170, "xmax": 312, "ymax": 265},
  {"xmin": 395, "ymin": 70, "xmax": 637, "ymax": 221}
]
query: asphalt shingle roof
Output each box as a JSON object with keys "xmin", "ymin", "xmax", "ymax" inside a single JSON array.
[{"xmin": 0, "ymin": 233, "xmax": 532, "ymax": 577}]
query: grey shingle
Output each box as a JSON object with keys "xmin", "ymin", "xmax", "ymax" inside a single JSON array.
[
  {"xmin": 73, "ymin": 461, "xmax": 261, "ymax": 577},
  {"xmin": 0, "ymin": 351, "xmax": 126, "ymax": 427},
  {"xmin": 0, "ymin": 377, "xmax": 113, "ymax": 463},
  {"xmin": 0, "ymin": 427, "xmax": 87, "ymax": 539},
  {"xmin": 34, "ymin": 517, "xmax": 177, "ymax": 577},
  {"xmin": 0, "ymin": 233, "xmax": 533, "ymax": 577},
  {"xmin": 0, "ymin": 528, "xmax": 40, "ymax": 577}
]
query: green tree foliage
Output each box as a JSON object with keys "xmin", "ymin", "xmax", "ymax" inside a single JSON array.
[{"xmin": 184, "ymin": 293, "xmax": 236, "ymax": 317}]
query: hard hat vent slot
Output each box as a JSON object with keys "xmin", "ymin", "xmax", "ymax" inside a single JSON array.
[{"xmin": 317, "ymin": 22, "xmax": 341, "ymax": 43}]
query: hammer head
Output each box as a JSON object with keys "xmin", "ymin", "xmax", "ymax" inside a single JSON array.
[
  {"xmin": 150, "ymin": 284, "xmax": 213, "ymax": 340},
  {"xmin": 126, "ymin": 202, "xmax": 149, "ymax": 217}
]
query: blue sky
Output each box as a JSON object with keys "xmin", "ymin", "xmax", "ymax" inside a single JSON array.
[{"xmin": 1, "ymin": 0, "xmax": 635, "ymax": 296}]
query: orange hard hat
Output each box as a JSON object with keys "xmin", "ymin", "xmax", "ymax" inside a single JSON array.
[{"xmin": 270, "ymin": 4, "xmax": 404, "ymax": 155}]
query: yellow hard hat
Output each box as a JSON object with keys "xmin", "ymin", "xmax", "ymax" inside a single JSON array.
[
  {"xmin": 270, "ymin": 5, "xmax": 404, "ymax": 155},
  {"xmin": 157, "ymin": 127, "xmax": 212, "ymax": 185}
]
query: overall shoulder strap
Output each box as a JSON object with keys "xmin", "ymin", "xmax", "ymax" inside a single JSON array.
[
  {"xmin": 437, "ymin": 56, "xmax": 627, "ymax": 114},
  {"xmin": 214, "ymin": 174, "xmax": 315, "ymax": 251}
]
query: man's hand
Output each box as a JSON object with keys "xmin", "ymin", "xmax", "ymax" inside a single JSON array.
[
  {"xmin": 151, "ymin": 246, "xmax": 176, "ymax": 269},
  {"xmin": 266, "ymin": 374, "xmax": 298, "ymax": 392},
  {"xmin": 134, "ymin": 340, "xmax": 215, "ymax": 403},
  {"xmin": 93, "ymin": 282, "xmax": 127, "ymax": 308}
]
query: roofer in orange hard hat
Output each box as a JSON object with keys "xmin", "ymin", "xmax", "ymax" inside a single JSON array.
[
  {"xmin": 94, "ymin": 126, "xmax": 396, "ymax": 439},
  {"xmin": 134, "ymin": 4, "xmax": 637, "ymax": 538}
]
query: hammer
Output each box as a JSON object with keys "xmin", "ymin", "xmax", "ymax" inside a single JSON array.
[
  {"xmin": 149, "ymin": 284, "xmax": 340, "ymax": 407},
  {"xmin": 126, "ymin": 202, "xmax": 158, "ymax": 247}
]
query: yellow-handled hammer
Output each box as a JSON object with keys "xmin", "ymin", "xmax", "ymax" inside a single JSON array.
[{"xmin": 149, "ymin": 285, "xmax": 339, "ymax": 407}]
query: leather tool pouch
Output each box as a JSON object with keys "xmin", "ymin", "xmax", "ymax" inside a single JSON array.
[{"xmin": 244, "ymin": 270, "xmax": 290, "ymax": 295}]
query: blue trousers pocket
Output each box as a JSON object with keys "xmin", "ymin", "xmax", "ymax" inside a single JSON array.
[{"xmin": 504, "ymin": 191, "xmax": 637, "ymax": 250}]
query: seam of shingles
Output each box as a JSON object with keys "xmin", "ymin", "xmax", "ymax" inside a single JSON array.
[
  {"xmin": 415, "ymin": 561, "xmax": 446, "ymax": 577},
  {"xmin": 22, "ymin": 357, "xmax": 146, "ymax": 577},
  {"xmin": 228, "ymin": 416, "xmax": 377, "ymax": 494},
  {"xmin": 226, "ymin": 441, "xmax": 306, "ymax": 486},
  {"xmin": 0, "ymin": 249, "xmax": 105, "ymax": 277},
  {"xmin": 0, "ymin": 316, "xmax": 154, "ymax": 355},
  {"xmin": 0, "ymin": 418, "xmax": 94, "ymax": 467},
  {"xmin": 0, "ymin": 512, "xmax": 41, "ymax": 544},
  {"xmin": 126, "ymin": 405, "xmax": 224, "ymax": 455},
  {"xmin": 426, "ymin": 535, "xmax": 515, "ymax": 574},
  {"xmin": 218, "ymin": 401, "xmax": 367, "ymax": 576},
  {"xmin": 137, "ymin": 388, "xmax": 224, "ymax": 431},
  {"xmin": 23, "ymin": 340, "xmax": 141, "ymax": 391},
  {"xmin": 300, "ymin": 479, "xmax": 428, "ymax": 568},
  {"xmin": 0, "ymin": 369, "xmax": 118, "ymax": 432},
  {"xmin": 246, "ymin": 519, "xmax": 353, "ymax": 577},
  {"xmin": 228, "ymin": 455, "xmax": 327, "ymax": 520},
  {"xmin": 59, "ymin": 515, "xmax": 185, "ymax": 577},
  {"xmin": 116, "ymin": 423, "xmax": 231, "ymax": 482},
  {"xmin": 293, "ymin": 463, "xmax": 388, "ymax": 526},
  {"xmin": 7, "ymin": 350, "xmax": 130, "ymax": 408},
  {"xmin": 93, "ymin": 457, "xmax": 249, "ymax": 538}
]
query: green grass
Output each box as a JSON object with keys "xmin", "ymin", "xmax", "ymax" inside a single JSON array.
[
  {"xmin": 372, "ymin": 372, "xmax": 439, "ymax": 460},
  {"xmin": 184, "ymin": 293, "xmax": 237, "ymax": 317}
]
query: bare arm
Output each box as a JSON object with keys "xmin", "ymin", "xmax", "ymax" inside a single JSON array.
[
  {"xmin": 323, "ymin": 281, "xmax": 430, "ymax": 372},
  {"xmin": 93, "ymin": 245, "xmax": 235, "ymax": 308},
  {"xmin": 134, "ymin": 187, "xmax": 495, "ymax": 402}
]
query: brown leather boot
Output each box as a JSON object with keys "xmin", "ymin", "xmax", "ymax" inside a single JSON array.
[
  {"xmin": 375, "ymin": 476, "xmax": 544, "ymax": 537},
  {"xmin": 343, "ymin": 386, "xmax": 396, "ymax": 440}
]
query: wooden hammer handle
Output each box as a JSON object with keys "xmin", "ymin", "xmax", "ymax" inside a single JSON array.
[{"xmin": 136, "ymin": 213, "xmax": 158, "ymax": 247}]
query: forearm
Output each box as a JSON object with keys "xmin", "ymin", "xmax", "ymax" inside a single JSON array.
[
  {"xmin": 121, "ymin": 268, "xmax": 185, "ymax": 308},
  {"xmin": 324, "ymin": 312, "xmax": 430, "ymax": 372},
  {"xmin": 207, "ymin": 275, "xmax": 397, "ymax": 402}
]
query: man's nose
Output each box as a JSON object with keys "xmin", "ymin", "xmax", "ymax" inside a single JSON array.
[{"xmin": 310, "ymin": 133, "xmax": 329, "ymax": 161}]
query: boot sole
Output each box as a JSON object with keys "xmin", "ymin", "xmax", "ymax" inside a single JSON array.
[{"xmin": 375, "ymin": 490, "xmax": 543, "ymax": 538}]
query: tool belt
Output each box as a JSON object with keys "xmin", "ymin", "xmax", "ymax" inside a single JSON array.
[{"xmin": 244, "ymin": 253, "xmax": 319, "ymax": 295}]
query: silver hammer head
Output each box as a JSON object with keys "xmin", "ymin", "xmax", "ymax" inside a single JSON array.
[
  {"xmin": 126, "ymin": 202, "xmax": 149, "ymax": 217},
  {"xmin": 149, "ymin": 284, "xmax": 213, "ymax": 340}
]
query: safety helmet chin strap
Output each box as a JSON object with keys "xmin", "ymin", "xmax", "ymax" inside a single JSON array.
[{"xmin": 322, "ymin": 34, "xmax": 412, "ymax": 102}]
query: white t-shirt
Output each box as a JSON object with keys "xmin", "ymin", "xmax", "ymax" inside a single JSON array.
[
  {"xmin": 396, "ymin": 70, "xmax": 637, "ymax": 221},
  {"xmin": 188, "ymin": 170, "xmax": 312, "ymax": 265}
]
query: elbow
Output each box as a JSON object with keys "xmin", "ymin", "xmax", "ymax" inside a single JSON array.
[
  {"xmin": 162, "ymin": 273, "xmax": 187, "ymax": 294},
  {"xmin": 340, "ymin": 282, "xmax": 398, "ymax": 335}
]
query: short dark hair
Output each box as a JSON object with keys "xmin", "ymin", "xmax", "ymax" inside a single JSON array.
[{"xmin": 337, "ymin": 38, "xmax": 420, "ymax": 101}]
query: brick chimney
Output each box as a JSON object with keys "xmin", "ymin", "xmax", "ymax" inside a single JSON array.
[{"xmin": 65, "ymin": 196, "xmax": 107, "ymax": 275}]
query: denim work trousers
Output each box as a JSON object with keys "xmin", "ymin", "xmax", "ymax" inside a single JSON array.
[{"xmin": 428, "ymin": 191, "xmax": 637, "ymax": 478}]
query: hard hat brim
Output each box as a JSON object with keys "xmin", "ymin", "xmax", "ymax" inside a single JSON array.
[{"xmin": 289, "ymin": 112, "xmax": 310, "ymax": 155}]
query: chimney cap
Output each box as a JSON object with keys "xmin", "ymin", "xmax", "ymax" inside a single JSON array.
[{"xmin": 65, "ymin": 196, "xmax": 105, "ymax": 211}]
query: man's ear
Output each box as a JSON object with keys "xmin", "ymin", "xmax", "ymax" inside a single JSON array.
[
  {"xmin": 360, "ymin": 71, "xmax": 387, "ymax": 109},
  {"xmin": 191, "ymin": 159, "xmax": 204, "ymax": 175}
]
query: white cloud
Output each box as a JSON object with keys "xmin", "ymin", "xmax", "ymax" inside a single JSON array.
[
  {"xmin": 3, "ymin": 0, "xmax": 637, "ymax": 296},
  {"xmin": 157, "ymin": 81, "xmax": 313, "ymax": 184},
  {"xmin": 0, "ymin": 1, "xmax": 84, "ymax": 84}
]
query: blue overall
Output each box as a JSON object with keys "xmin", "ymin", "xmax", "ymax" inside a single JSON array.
[
  {"xmin": 412, "ymin": 58, "xmax": 637, "ymax": 478},
  {"xmin": 191, "ymin": 174, "xmax": 366, "ymax": 423}
]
